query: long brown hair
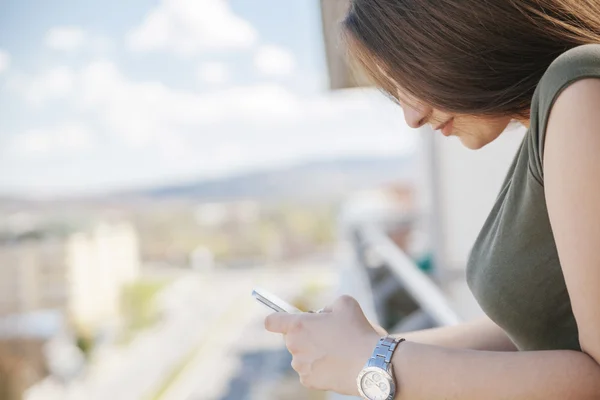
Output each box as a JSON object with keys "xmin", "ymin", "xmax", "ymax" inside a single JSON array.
[{"xmin": 343, "ymin": 0, "xmax": 600, "ymax": 118}]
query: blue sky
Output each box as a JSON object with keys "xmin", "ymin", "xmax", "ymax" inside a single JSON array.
[{"xmin": 0, "ymin": 0, "xmax": 414, "ymax": 196}]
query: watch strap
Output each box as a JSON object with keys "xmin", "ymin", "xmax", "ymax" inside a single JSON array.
[{"xmin": 367, "ymin": 336, "xmax": 405, "ymax": 370}]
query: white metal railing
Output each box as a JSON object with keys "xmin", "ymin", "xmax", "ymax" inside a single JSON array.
[
  {"xmin": 360, "ymin": 224, "xmax": 460, "ymax": 327},
  {"xmin": 331, "ymin": 221, "xmax": 461, "ymax": 399}
]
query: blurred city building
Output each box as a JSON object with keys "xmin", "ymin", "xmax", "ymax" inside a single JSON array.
[
  {"xmin": 0, "ymin": 221, "xmax": 141, "ymax": 330},
  {"xmin": 0, "ymin": 221, "xmax": 141, "ymax": 398}
]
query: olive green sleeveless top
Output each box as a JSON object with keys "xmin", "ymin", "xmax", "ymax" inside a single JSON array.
[{"xmin": 467, "ymin": 44, "xmax": 600, "ymax": 351}]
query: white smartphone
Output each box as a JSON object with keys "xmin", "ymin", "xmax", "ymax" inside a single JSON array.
[{"xmin": 252, "ymin": 288, "xmax": 302, "ymax": 313}]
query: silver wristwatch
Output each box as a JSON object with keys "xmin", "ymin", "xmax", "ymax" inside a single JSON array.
[{"xmin": 357, "ymin": 336, "xmax": 404, "ymax": 400}]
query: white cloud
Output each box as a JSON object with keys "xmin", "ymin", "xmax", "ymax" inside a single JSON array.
[
  {"xmin": 254, "ymin": 45, "xmax": 296, "ymax": 77},
  {"xmin": 9, "ymin": 60, "xmax": 407, "ymax": 152},
  {"xmin": 127, "ymin": 0, "xmax": 258, "ymax": 55},
  {"xmin": 10, "ymin": 123, "xmax": 95, "ymax": 158},
  {"xmin": 45, "ymin": 26, "xmax": 113, "ymax": 54},
  {"xmin": 1, "ymin": 58, "xmax": 414, "ymax": 195},
  {"xmin": 0, "ymin": 50, "xmax": 10, "ymax": 74},
  {"xmin": 11, "ymin": 66, "xmax": 75, "ymax": 104},
  {"xmin": 76, "ymin": 62, "xmax": 412, "ymax": 170},
  {"xmin": 45, "ymin": 27, "xmax": 87, "ymax": 51},
  {"xmin": 77, "ymin": 60, "xmax": 301, "ymax": 147},
  {"xmin": 197, "ymin": 62, "xmax": 229, "ymax": 85}
]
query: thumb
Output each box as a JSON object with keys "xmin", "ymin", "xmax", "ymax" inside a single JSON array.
[{"xmin": 265, "ymin": 312, "xmax": 297, "ymax": 334}]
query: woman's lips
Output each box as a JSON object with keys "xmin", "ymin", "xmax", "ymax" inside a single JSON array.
[{"xmin": 438, "ymin": 118, "xmax": 454, "ymax": 136}]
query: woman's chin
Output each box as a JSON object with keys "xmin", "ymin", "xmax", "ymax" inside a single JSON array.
[{"xmin": 457, "ymin": 135, "xmax": 490, "ymax": 150}]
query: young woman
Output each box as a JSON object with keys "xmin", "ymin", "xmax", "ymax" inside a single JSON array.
[{"xmin": 265, "ymin": 1, "xmax": 600, "ymax": 399}]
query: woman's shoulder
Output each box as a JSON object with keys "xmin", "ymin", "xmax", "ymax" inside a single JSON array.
[
  {"xmin": 528, "ymin": 44, "xmax": 600, "ymax": 183},
  {"xmin": 548, "ymin": 44, "xmax": 600, "ymax": 69},
  {"xmin": 535, "ymin": 44, "xmax": 600, "ymax": 107}
]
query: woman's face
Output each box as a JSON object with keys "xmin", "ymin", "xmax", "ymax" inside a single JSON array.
[{"xmin": 397, "ymin": 91, "xmax": 513, "ymax": 150}]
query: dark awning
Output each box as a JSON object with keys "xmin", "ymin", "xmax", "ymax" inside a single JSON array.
[{"xmin": 319, "ymin": 0, "xmax": 371, "ymax": 90}]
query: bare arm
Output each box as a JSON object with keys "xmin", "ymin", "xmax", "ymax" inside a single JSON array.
[
  {"xmin": 393, "ymin": 317, "xmax": 517, "ymax": 351},
  {"xmin": 389, "ymin": 342, "xmax": 600, "ymax": 400}
]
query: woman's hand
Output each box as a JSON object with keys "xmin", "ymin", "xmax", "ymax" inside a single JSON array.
[{"xmin": 265, "ymin": 295, "xmax": 381, "ymax": 395}]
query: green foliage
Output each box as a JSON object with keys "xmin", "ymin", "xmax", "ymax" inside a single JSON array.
[
  {"xmin": 120, "ymin": 280, "xmax": 168, "ymax": 343},
  {"xmin": 132, "ymin": 201, "xmax": 337, "ymax": 266},
  {"xmin": 75, "ymin": 332, "xmax": 94, "ymax": 359}
]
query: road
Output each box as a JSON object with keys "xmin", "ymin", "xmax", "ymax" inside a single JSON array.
[{"xmin": 159, "ymin": 266, "xmax": 334, "ymax": 400}]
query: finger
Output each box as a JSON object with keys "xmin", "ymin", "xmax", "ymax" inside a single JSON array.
[
  {"xmin": 317, "ymin": 303, "xmax": 334, "ymax": 313},
  {"xmin": 299, "ymin": 372, "xmax": 320, "ymax": 391},
  {"xmin": 299, "ymin": 373, "xmax": 311, "ymax": 389},
  {"xmin": 285, "ymin": 333, "xmax": 303, "ymax": 354},
  {"xmin": 264, "ymin": 312, "xmax": 297, "ymax": 334},
  {"xmin": 290, "ymin": 357, "xmax": 311, "ymax": 375},
  {"xmin": 314, "ymin": 298, "xmax": 345, "ymax": 315}
]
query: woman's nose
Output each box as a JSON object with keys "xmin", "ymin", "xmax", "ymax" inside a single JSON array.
[{"xmin": 403, "ymin": 104, "xmax": 429, "ymax": 129}]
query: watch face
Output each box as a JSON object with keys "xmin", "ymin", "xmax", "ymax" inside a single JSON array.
[{"xmin": 360, "ymin": 370, "xmax": 392, "ymax": 400}]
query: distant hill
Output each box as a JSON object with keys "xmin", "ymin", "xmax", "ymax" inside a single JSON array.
[
  {"xmin": 0, "ymin": 156, "xmax": 416, "ymax": 208},
  {"xmin": 128, "ymin": 156, "xmax": 415, "ymax": 202}
]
